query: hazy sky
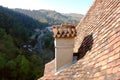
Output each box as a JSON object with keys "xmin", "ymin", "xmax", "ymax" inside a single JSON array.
[{"xmin": 0, "ymin": 0, "xmax": 94, "ymax": 14}]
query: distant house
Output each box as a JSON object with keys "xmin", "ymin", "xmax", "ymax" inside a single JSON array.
[
  {"xmin": 45, "ymin": 26, "xmax": 52, "ymax": 32},
  {"xmin": 34, "ymin": 28, "xmax": 40, "ymax": 33}
]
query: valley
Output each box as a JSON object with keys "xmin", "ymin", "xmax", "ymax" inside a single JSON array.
[{"xmin": 0, "ymin": 6, "xmax": 83, "ymax": 80}]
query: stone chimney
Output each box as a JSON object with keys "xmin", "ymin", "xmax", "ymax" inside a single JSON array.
[{"xmin": 52, "ymin": 24, "xmax": 76, "ymax": 74}]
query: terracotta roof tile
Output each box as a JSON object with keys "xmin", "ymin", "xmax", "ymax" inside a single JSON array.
[
  {"xmin": 52, "ymin": 24, "xmax": 76, "ymax": 38},
  {"xmin": 39, "ymin": 59, "xmax": 85, "ymax": 80},
  {"xmin": 44, "ymin": 60, "xmax": 55, "ymax": 74},
  {"xmin": 39, "ymin": 60, "xmax": 55, "ymax": 80}
]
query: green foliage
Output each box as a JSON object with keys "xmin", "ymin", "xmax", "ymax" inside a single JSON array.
[
  {"xmin": 0, "ymin": 53, "xmax": 44, "ymax": 80},
  {"xmin": 0, "ymin": 6, "xmax": 49, "ymax": 42},
  {"xmin": 0, "ymin": 10, "xmax": 13, "ymax": 33},
  {"xmin": 0, "ymin": 28, "xmax": 6, "ymax": 38},
  {"xmin": 41, "ymin": 49, "xmax": 54, "ymax": 64},
  {"xmin": 0, "ymin": 28, "xmax": 45, "ymax": 80},
  {"xmin": 6, "ymin": 59, "xmax": 16, "ymax": 70},
  {"xmin": 30, "ymin": 54, "xmax": 44, "ymax": 79},
  {"xmin": 0, "ymin": 28, "xmax": 19, "ymax": 59},
  {"xmin": 20, "ymin": 55, "xmax": 30, "ymax": 75},
  {"xmin": 0, "ymin": 6, "xmax": 56, "ymax": 80},
  {"xmin": 41, "ymin": 32, "xmax": 55, "ymax": 64},
  {"xmin": 15, "ymin": 55, "xmax": 31, "ymax": 79},
  {"xmin": 0, "ymin": 53, "xmax": 7, "ymax": 69},
  {"xmin": 42, "ymin": 32, "xmax": 54, "ymax": 51}
]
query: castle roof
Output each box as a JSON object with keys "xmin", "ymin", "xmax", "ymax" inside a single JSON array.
[{"xmin": 39, "ymin": 0, "xmax": 120, "ymax": 79}]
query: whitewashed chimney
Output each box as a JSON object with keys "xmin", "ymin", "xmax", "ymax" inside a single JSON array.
[{"xmin": 52, "ymin": 24, "xmax": 76, "ymax": 74}]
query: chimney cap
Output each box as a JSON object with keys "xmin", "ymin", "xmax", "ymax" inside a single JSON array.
[{"xmin": 52, "ymin": 24, "xmax": 76, "ymax": 38}]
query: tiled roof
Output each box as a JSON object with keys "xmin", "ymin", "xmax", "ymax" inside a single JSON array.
[
  {"xmin": 38, "ymin": 0, "xmax": 120, "ymax": 79},
  {"xmin": 39, "ymin": 59, "xmax": 85, "ymax": 80},
  {"xmin": 52, "ymin": 24, "xmax": 76, "ymax": 38},
  {"xmin": 44, "ymin": 60, "xmax": 55, "ymax": 74},
  {"xmin": 40, "ymin": 60, "xmax": 55, "ymax": 80}
]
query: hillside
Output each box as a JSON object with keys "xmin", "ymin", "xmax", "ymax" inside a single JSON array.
[
  {"xmin": 0, "ymin": 6, "xmax": 50, "ymax": 80},
  {"xmin": 0, "ymin": 6, "xmax": 49, "ymax": 41},
  {"xmin": 13, "ymin": 9, "xmax": 83, "ymax": 25},
  {"xmin": 63, "ymin": 13, "xmax": 83, "ymax": 21}
]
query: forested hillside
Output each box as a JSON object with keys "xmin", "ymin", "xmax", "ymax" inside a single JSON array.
[
  {"xmin": 14, "ymin": 9, "xmax": 83, "ymax": 25},
  {"xmin": 0, "ymin": 6, "xmax": 51, "ymax": 80},
  {"xmin": 0, "ymin": 6, "xmax": 50, "ymax": 41}
]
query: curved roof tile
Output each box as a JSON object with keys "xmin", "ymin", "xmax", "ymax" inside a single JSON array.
[{"xmin": 52, "ymin": 24, "xmax": 76, "ymax": 38}]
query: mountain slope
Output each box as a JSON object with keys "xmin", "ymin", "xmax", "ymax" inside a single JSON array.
[
  {"xmin": 0, "ymin": 6, "xmax": 47, "ymax": 80},
  {"xmin": 64, "ymin": 13, "xmax": 83, "ymax": 21},
  {"xmin": 0, "ymin": 6, "xmax": 49, "ymax": 41},
  {"xmin": 13, "ymin": 9, "xmax": 83, "ymax": 25}
]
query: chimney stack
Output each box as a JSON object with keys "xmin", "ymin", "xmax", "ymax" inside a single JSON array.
[{"xmin": 52, "ymin": 24, "xmax": 76, "ymax": 74}]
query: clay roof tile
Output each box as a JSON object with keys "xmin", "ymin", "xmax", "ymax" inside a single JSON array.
[{"xmin": 52, "ymin": 24, "xmax": 76, "ymax": 38}]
